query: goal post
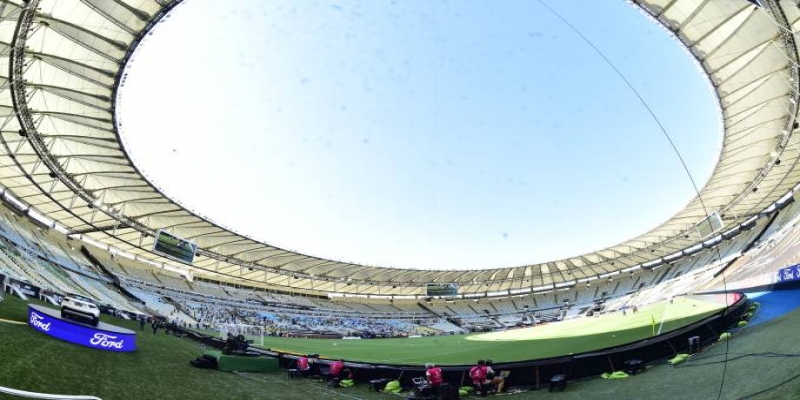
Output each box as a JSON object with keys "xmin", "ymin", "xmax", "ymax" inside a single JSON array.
[{"xmin": 218, "ymin": 323, "xmax": 264, "ymax": 347}]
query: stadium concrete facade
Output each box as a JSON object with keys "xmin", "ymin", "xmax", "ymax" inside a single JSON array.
[{"xmin": 0, "ymin": 0, "xmax": 796, "ymax": 297}]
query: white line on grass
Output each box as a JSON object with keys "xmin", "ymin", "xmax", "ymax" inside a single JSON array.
[{"xmin": 657, "ymin": 302, "xmax": 672, "ymax": 335}]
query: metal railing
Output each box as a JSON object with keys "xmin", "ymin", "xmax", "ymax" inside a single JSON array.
[{"xmin": 0, "ymin": 386, "xmax": 101, "ymax": 400}]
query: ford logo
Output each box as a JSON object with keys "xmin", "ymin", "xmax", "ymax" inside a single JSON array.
[
  {"xmin": 89, "ymin": 333, "xmax": 125, "ymax": 349},
  {"xmin": 29, "ymin": 312, "xmax": 51, "ymax": 332},
  {"xmin": 27, "ymin": 305, "xmax": 136, "ymax": 352}
]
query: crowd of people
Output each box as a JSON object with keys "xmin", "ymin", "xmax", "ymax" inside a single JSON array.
[
  {"xmin": 179, "ymin": 300, "xmax": 269, "ymax": 329},
  {"xmin": 174, "ymin": 298, "xmax": 437, "ymax": 339}
]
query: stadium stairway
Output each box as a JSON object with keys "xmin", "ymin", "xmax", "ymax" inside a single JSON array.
[
  {"xmin": 8, "ymin": 285, "xmax": 27, "ymax": 301},
  {"xmin": 41, "ymin": 294, "xmax": 59, "ymax": 306},
  {"xmin": 80, "ymin": 246, "xmax": 144, "ymax": 306},
  {"xmin": 417, "ymin": 301, "xmax": 440, "ymax": 317},
  {"xmin": 150, "ymin": 271, "xmax": 164, "ymax": 284},
  {"xmin": 80, "ymin": 246, "xmax": 120, "ymax": 282},
  {"xmin": 653, "ymin": 266, "xmax": 674, "ymax": 286},
  {"xmin": 490, "ymin": 316, "xmax": 505, "ymax": 329},
  {"xmin": 415, "ymin": 301, "xmax": 467, "ymax": 328},
  {"xmin": 164, "ymin": 296, "xmax": 194, "ymax": 318}
]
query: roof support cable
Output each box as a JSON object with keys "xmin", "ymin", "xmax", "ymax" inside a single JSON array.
[{"xmin": 536, "ymin": 1, "xmax": 734, "ymax": 398}]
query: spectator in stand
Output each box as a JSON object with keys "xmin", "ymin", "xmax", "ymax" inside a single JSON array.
[
  {"xmin": 470, "ymin": 360, "xmax": 490, "ymax": 397},
  {"xmin": 425, "ymin": 362, "xmax": 444, "ymax": 397}
]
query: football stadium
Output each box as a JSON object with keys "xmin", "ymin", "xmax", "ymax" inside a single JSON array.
[{"xmin": 0, "ymin": 0, "xmax": 800, "ymax": 399}]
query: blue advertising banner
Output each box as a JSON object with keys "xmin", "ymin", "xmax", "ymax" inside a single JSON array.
[
  {"xmin": 9, "ymin": 278, "xmax": 40, "ymax": 298},
  {"xmin": 28, "ymin": 305, "xmax": 137, "ymax": 352},
  {"xmin": 777, "ymin": 264, "xmax": 800, "ymax": 283}
]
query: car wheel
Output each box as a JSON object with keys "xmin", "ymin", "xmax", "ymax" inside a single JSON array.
[
  {"xmin": 60, "ymin": 310, "xmax": 67, "ymax": 320},
  {"xmin": 91, "ymin": 316, "xmax": 99, "ymax": 327}
]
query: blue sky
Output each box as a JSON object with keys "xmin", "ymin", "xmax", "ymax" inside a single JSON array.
[{"xmin": 118, "ymin": 0, "xmax": 721, "ymax": 270}]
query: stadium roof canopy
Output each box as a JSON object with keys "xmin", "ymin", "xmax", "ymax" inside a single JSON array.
[{"xmin": 0, "ymin": 0, "xmax": 796, "ymax": 297}]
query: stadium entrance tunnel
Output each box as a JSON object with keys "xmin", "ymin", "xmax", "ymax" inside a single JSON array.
[{"xmin": 257, "ymin": 294, "xmax": 749, "ymax": 389}]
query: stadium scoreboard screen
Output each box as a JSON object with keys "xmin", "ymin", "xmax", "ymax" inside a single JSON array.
[
  {"xmin": 426, "ymin": 283, "xmax": 459, "ymax": 297},
  {"xmin": 152, "ymin": 230, "xmax": 197, "ymax": 264},
  {"xmin": 696, "ymin": 211, "xmax": 724, "ymax": 238}
]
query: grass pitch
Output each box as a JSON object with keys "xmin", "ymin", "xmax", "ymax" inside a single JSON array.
[
  {"xmin": 1, "ymin": 293, "xmax": 799, "ymax": 399},
  {"xmin": 259, "ymin": 296, "xmax": 723, "ymax": 365},
  {"xmin": 0, "ymin": 295, "xmax": 277, "ymax": 400}
]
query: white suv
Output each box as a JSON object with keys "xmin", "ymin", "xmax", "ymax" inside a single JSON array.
[{"xmin": 60, "ymin": 293, "xmax": 100, "ymax": 326}]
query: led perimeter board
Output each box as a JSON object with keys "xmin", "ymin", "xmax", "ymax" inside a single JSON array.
[
  {"xmin": 426, "ymin": 283, "xmax": 459, "ymax": 297},
  {"xmin": 152, "ymin": 230, "xmax": 197, "ymax": 264}
]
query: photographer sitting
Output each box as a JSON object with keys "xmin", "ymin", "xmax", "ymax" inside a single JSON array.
[
  {"xmin": 328, "ymin": 359, "xmax": 345, "ymax": 380},
  {"xmin": 223, "ymin": 333, "xmax": 239, "ymax": 355},
  {"xmin": 236, "ymin": 334, "xmax": 249, "ymax": 353},
  {"xmin": 327, "ymin": 359, "xmax": 352, "ymax": 387},
  {"xmin": 485, "ymin": 360, "xmax": 506, "ymax": 394},
  {"xmin": 297, "ymin": 354, "xmax": 311, "ymax": 378},
  {"xmin": 470, "ymin": 360, "xmax": 490, "ymax": 397}
]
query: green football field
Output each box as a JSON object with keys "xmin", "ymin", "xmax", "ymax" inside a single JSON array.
[
  {"xmin": 2, "ymin": 292, "xmax": 800, "ymax": 399},
  {"xmin": 258, "ymin": 296, "xmax": 725, "ymax": 365}
]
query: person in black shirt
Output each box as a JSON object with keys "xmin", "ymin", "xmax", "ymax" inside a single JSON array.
[{"xmin": 224, "ymin": 333, "xmax": 237, "ymax": 355}]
